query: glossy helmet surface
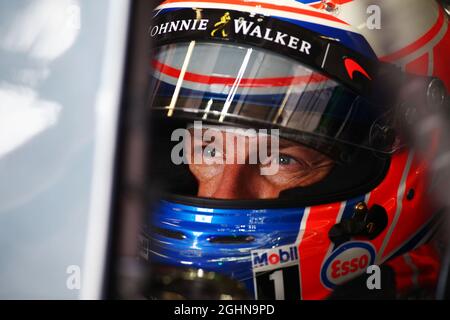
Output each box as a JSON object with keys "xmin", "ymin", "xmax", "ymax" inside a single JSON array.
[{"xmin": 143, "ymin": 0, "xmax": 450, "ymax": 299}]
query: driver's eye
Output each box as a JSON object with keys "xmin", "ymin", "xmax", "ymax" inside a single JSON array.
[
  {"xmin": 277, "ymin": 154, "xmax": 299, "ymax": 166},
  {"xmin": 204, "ymin": 147, "xmax": 217, "ymax": 158}
]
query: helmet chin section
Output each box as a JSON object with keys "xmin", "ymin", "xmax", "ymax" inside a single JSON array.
[{"xmin": 144, "ymin": 199, "xmax": 307, "ymax": 297}]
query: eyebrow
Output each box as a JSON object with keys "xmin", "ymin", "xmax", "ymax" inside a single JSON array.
[
  {"xmin": 189, "ymin": 128, "xmax": 308, "ymax": 150},
  {"xmin": 278, "ymin": 139, "xmax": 298, "ymax": 148}
]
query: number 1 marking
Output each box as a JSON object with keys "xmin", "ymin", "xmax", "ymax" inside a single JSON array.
[{"xmin": 269, "ymin": 270, "xmax": 285, "ymax": 300}]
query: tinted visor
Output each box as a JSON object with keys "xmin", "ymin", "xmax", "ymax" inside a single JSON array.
[{"xmin": 149, "ymin": 41, "xmax": 400, "ymax": 159}]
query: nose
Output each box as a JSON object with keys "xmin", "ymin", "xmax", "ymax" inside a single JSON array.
[{"xmin": 210, "ymin": 164, "xmax": 258, "ymax": 200}]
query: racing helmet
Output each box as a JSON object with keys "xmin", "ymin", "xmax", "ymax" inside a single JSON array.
[{"xmin": 143, "ymin": 0, "xmax": 450, "ymax": 299}]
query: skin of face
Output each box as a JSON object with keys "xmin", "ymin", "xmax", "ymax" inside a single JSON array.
[{"xmin": 187, "ymin": 128, "xmax": 335, "ymax": 200}]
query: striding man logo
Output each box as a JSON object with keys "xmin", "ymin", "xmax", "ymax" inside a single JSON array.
[{"xmin": 211, "ymin": 12, "xmax": 231, "ymax": 37}]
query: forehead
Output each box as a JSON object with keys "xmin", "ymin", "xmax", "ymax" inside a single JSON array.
[{"xmin": 187, "ymin": 125, "xmax": 305, "ymax": 148}]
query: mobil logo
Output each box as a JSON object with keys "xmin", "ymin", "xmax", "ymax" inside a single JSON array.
[
  {"xmin": 321, "ymin": 242, "xmax": 376, "ymax": 289},
  {"xmin": 252, "ymin": 244, "xmax": 299, "ymax": 272}
]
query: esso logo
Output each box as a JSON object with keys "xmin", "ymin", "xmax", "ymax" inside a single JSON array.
[{"xmin": 321, "ymin": 242, "xmax": 376, "ymax": 289}]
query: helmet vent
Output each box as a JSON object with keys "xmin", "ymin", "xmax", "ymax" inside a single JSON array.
[
  {"xmin": 153, "ymin": 227, "xmax": 187, "ymax": 240},
  {"xmin": 207, "ymin": 236, "xmax": 255, "ymax": 244}
]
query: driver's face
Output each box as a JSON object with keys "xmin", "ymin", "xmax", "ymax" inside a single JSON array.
[{"xmin": 187, "ymin": 128, "xmax": 335, "ymax": 200}]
